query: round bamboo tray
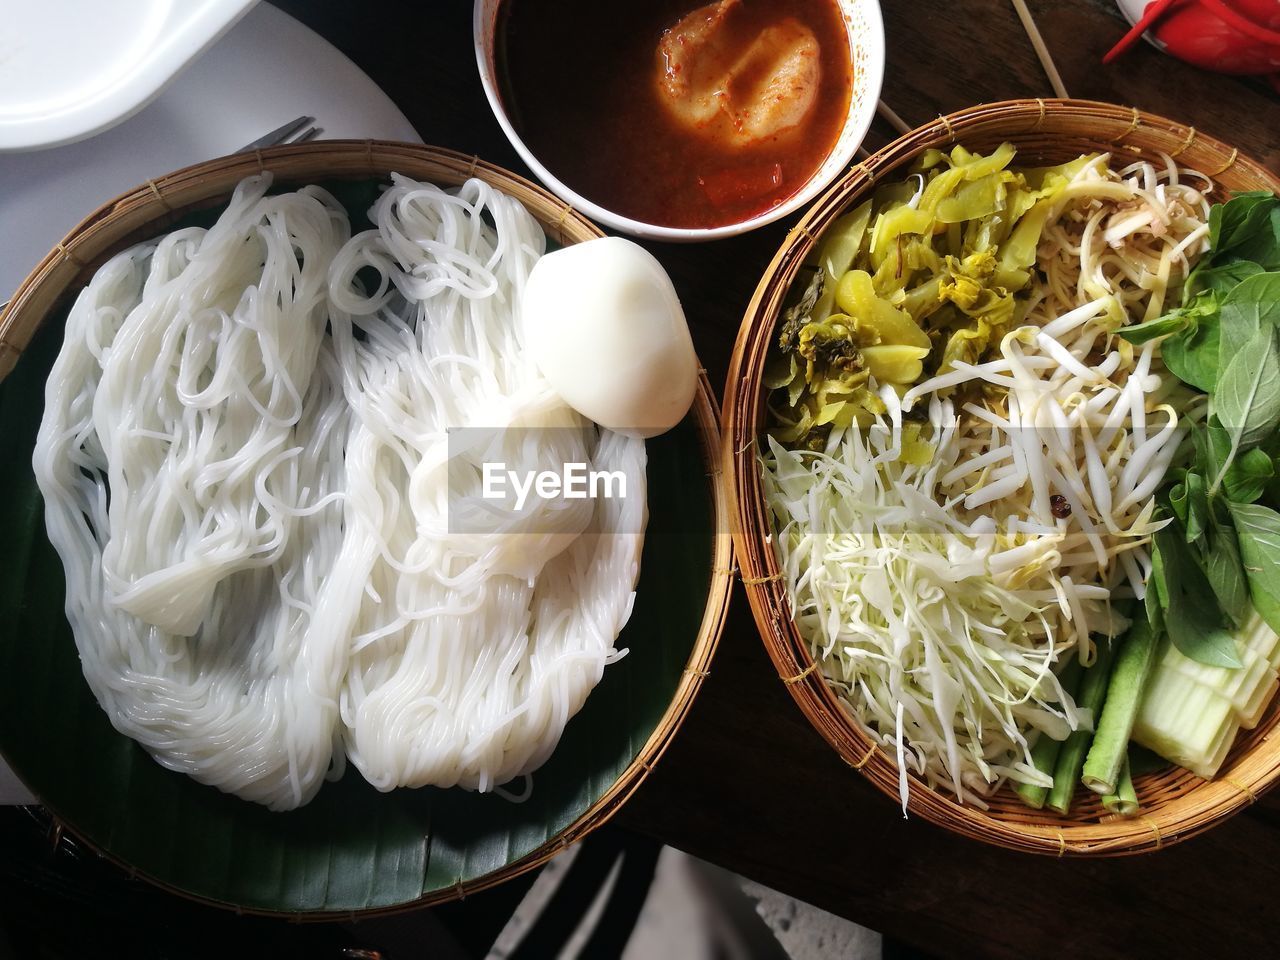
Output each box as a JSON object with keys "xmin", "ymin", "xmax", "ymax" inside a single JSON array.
[
  {"xmin": 0, "ymin": 141, "xmax": 733, "ymax": 913},
  {"xmin": 724, "ymin": 100, "xmax": 1280, "ymax": 856}
]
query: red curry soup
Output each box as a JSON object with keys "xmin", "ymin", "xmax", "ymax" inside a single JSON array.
[{"xmin": 496, "ymin": 0, "xmax": 854, "ymax": 229}]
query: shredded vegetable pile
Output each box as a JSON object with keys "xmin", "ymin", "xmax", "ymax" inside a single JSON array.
[{"xmin": 762, "ymin": 144, "xmax": 1215, "ymax": 807}]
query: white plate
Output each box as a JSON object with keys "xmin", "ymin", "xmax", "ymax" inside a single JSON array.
[
  {"xmin": 0, "ymin": 0, "xmax": 259, "ymax": 152},
  {"xmin": 0, "ymin": 3, "xmax": 420, "ymax": 805},
  {"xmin": 0, "ymin": 2, "xmax": 421, "ymax": 304}
]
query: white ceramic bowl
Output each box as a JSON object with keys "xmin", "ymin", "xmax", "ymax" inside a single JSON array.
[{"xmin": 473, "ymin": 0, "xmax": 885, "ymax": 242}]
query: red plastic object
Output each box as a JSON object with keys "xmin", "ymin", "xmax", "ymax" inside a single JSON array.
[
  {"xmin": 1106, "ymin": 0, "xmax": 1280, "ymax": 75},
  {"xmin": 1104, "ymin": 0, "xmax": 1180, "ymax": 64}
]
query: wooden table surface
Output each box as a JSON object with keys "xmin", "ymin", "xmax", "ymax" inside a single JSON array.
[{"xmin": 275, "ymin": 1, "xmax": 1280, "ymax": 957}]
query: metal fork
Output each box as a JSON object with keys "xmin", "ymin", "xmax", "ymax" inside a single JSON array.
[
  {"xmin": 1, "ymin": 117, "xmax": 324, "ymax": 316},
  {"xmin": 236, "ymin": 115, "xmax": 322, "ymax": 152}
]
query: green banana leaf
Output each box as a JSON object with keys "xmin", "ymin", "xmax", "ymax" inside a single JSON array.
[{"xmin": 0, "ymin": 181, "xmax": 719, "ymax": 914}]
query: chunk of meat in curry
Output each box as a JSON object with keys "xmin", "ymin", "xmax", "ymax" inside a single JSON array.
[{"xmin": 656, "ymin": 0, "xmax": 821, "ymax": 146}]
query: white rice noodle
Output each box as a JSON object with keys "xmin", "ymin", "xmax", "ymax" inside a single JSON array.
[
  {"xmin": 34, "ymin": 180, "xmax": 352, "ymax": 810},
  {"xmin": 326, "ymin": 176, "xmax": 645, "ymax": 792},
  {"xmin": 34, "ymin": 173, "xmax": 646, "ymax": 809}
]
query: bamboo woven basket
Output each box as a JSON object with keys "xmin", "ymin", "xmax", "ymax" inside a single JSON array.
[
  {"xmin": 0, "ymin": 141, "xmax": 733, "ymax": 913},
  {"xmin": 725, "ymin": 100, "xmax": 1280, "ymax": 856}
]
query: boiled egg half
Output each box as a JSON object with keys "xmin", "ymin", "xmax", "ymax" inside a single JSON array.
[{"xmin": 523, "ymin": 237, "xmax": 698, "ymax": 438}]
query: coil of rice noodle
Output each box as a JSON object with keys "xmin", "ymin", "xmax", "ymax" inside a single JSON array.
[{"xmin": 33, "ymin": 173, "xmax": 646, "ymax": 809}]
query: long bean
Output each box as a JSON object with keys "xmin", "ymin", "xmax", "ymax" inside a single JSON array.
[
  {"xmin": 1083, "ymin": 613, "xmax": 1158, "ymax": 795},
  {"xmin": 1102, "ymin": 755, "xmax": 1139, "ymax": 817},
  {"xmin": 1015, "ymin": 658, "xmax": 1083, "ymax": 809},
  {"xmin": 1047, "ymin": 639, "xmax": 1116, "ymax": 815}
]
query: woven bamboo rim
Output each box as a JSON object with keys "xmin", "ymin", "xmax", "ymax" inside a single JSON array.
[
  {"xmin": 0, "ymin": 141, "xmax": 733, "ymax": 914},
  {"xmin": 724, "ymin": 100, "xmax": 1280, "ymax": 856}
]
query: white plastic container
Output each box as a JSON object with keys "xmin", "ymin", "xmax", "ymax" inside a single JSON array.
[{"xmin": 0, "ymin": 0, "xmax": 258, "ymax": 152}]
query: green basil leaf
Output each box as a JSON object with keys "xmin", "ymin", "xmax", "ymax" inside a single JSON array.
[
  {"xmin": 1119, "ymin": 294, "xmax": 1217, "ymax": 345},
  {"xmin": 1210, "ymin": 192, "xmax": 1278, "ymax": 258},
  {"xmin": 1152, "ymin": 533, "xmax": 1170, "ymax": 606},
  {"xmin": 1183, "ymin": 471, "xmax": 1209, "ymax": 543},
  {"xmin": 1154, "ymin": 526, "xmax": 1243, "ymax": 668},
  {"xmin": 1228, "ymin": 202, "xmax": 1280, "ymax": 270},
  {"xmin": 1196, "ymin": 420, "xmax": 1266, "ymax": 514},
  {"xmin": 1124, "ymin": 292, "xmax": 1217, "ymax": 356},
  {"xmin": 1146, "ymin": 536, "xmax": 1166, "ymax": 634},
  {"xmin": 1189, "ymin": 259, "xmax": 1264, "ymax": 299},
  {"xmin": 1169, "ymin": 481, "xmax": 1190, "ymax": 528},
  {"xmin": 1117, "ymin": 311, "xmax": 1191, "ymax": 345},
  {"xmin": 1163, "ymin": 317, "xmax": 1221, "ymax": 392},
  {"xmin": 1223, "ymin": 447, "xmax": 1275, "ymax": 504},
  {"xmin": 1212, "ymin": 325, "xmax": 1280, "ymax": 481},
  {"xmin": 1217, "ymin": 272, "xmax": 1280, "ymax": 363},
  {"xmin": 1227, "ymin": 501, "xmax": 1280, "ymax": 637},
  {"xmin": 1191, "ymin": 421, "xmax": 1226, "ymax": 481},
  {"xmin": 1204, "ymin": 523, "xmax": 1251, "ymax": 625}
]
